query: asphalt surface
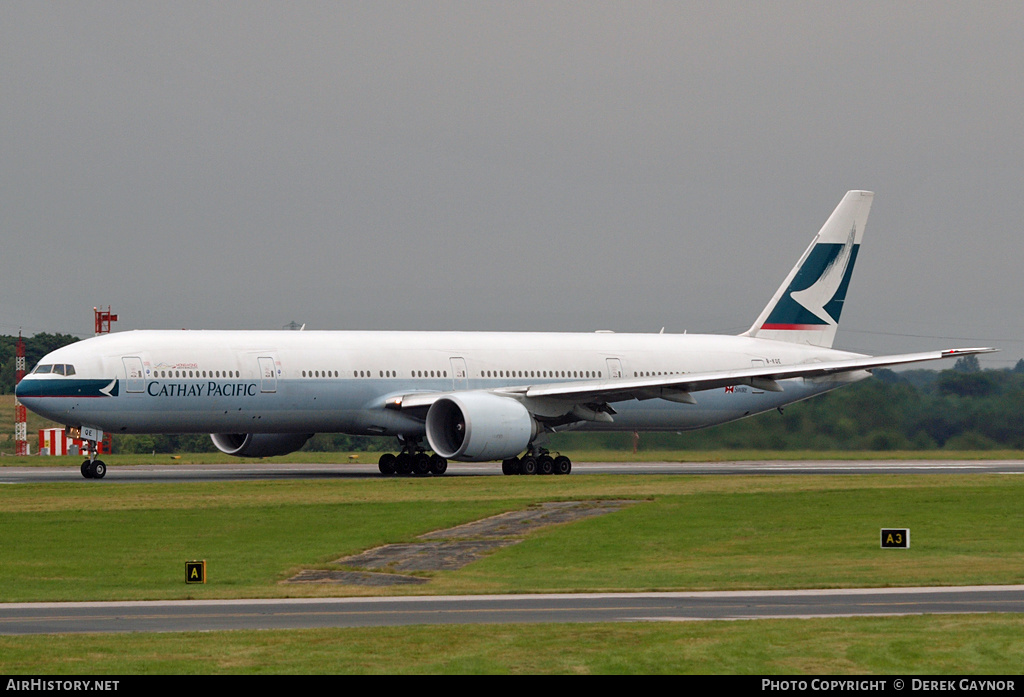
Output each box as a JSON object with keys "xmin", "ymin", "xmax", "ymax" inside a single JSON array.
[
  {"xmin": 3, "ymin": 586, "xmax": 1024, "ymax": 635},
  {"xmin": 3, "ymin": 459, "xmax": 1024, "ymax": 483}
]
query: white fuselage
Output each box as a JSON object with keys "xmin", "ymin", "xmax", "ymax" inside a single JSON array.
[{"xmin": 16, "ymin": 329, "xmax": 867, "ymax": 437}]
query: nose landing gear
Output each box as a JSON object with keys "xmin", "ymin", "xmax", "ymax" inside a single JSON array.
[{"xmin": 80, "ymin": 439, "xmax": 106, "ymax": 479}]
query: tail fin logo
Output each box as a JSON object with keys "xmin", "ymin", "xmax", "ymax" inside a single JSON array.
[
  {"xmin": 762, "ymin": 223, "xmax": 860, "ymax": 330},
  {"xmin": 789, "ymin": 223, "xmax": 857, "ymax": 325}
]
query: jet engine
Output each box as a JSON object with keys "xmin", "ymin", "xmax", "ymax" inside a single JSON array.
[
  {"xmin": 210, "ymin": 433, "xmax": 314, "ymax": 458},
  {"xmin": 425, "ymin": 393, "xmax": 537, "ymax": 462}
]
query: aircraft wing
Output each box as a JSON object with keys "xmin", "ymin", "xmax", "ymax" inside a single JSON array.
[
  {"xmin": 520, "ymin": 347, "xmax": 996, "ymax": 404},
  {"xmin": 388, "ymin": 347, "xmax": 996, "ymax": 412}
]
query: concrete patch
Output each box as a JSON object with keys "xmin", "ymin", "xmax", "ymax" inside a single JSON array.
[
  {"xmin": 419, "ymin": 500, "xmax": 636, "ymax": 540},
  {"xmin": 287, "ymin": 569, "xmax": 428, "ymax": 586},
  {"xmin": 338, "ymin": 539, "xmax": 522, "ymax": 573},
  {"xmin": 286, "ymin": 499, "xmax": 637, "ymax": 586}
]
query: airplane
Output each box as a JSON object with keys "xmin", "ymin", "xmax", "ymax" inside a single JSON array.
[{"xmin": 16, "ymin": 191, "xmax": 994, "ymax": 479}]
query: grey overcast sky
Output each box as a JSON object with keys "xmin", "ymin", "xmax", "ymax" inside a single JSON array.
[{"xmin": 2, "ymin": 2, "xmax": 1022, "ymax": 365}]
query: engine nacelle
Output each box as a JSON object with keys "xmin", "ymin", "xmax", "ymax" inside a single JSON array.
[
  {"xmin": 210, "ymin": 433, "xmax": 314, "ymax": 458},
  {"xmin": 425, "ymin": 393, "xmax": 537, "ymax": 462}
]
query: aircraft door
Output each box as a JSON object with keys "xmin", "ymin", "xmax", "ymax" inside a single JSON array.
[
  {"xmin": 750, "ymin": 359, "xmax": 765, "ymax": 394},
  {"xmin": 258, "ymin": 356, "xmax": 277, "ymax": 393},
  {"xmin": 450, "ymin": 357, "xmax": 468, "ymax": 390},
  {"xmin": 606, "ymin": 358, "xmax": 623, "ymax": 379},
  {"xmin": 123, "ymin": 356, "xmax": 146, "ymax": 393}
]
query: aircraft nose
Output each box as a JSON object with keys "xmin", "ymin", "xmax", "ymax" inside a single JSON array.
[
  {"xmin": 15, "ymin": 375, "xmax": 57, "ymax": 401},
  {"xmin": 14, "ymin": 378, "xmax": 41, "ymax": 412}
]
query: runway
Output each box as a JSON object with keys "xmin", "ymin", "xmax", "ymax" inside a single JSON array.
[
  {"xmin": 3, "ymin": 459, "xmax": 1024, "ymax": 483},
  {"xmin": 3, "ymin": 586, "xmax": 1023, "ymax": 635}
]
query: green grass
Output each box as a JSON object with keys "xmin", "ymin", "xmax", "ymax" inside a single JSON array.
[
  {"xmin": 2, "ymin": 615, "xmax": 1022, "ymax": 674},
  {"xmin": 2, "ymin": 474, "xmax": 1022, "ymax": 673},
  {"xmin": 2, "ymin": 475, "xmax": 1022, "ymax": 601}
]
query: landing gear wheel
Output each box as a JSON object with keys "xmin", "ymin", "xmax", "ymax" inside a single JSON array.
[
  {"xmin": 554, "ymin": 456, "xmax": 572, "ymax": 475},
  {"xmin": 378, "ymin": 453, "xmax": 397, "ymax": 475},
  {"xmin": 81, "ymin": 461, "xmax": 94, "ymax": 479},
  {"xmin": 537, "ymin": 455, "xmax": 554, "ymax": 475},
  {"xmin": 91, "ymin": 461, "xmax": 106, "ymax": 479},
  {"xmin": 413, "ymin": 453, "xmax": 432, "ymax": 476},
  {"xmin": 395, "ymin": 453, "xmax": 413, "ymax": 475},
  {"xmin": 519, "ymin": 456, "xmax": 537, "ymax": 475},
  {"xmin": 502, "ymin": 458, "xmax": 521, "ymax": 475},
  {"xmin": 429, "ymin": 454, "xmax": 448, "ymax": 475}
]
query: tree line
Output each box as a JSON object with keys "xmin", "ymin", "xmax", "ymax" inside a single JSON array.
[
  {"xmin": 0, "ymin": 333, "xmax": 81, "ymax": 393},
  {"xmin": 553, "ymin": 356, "xmax": 1024, "ymax": 452}
]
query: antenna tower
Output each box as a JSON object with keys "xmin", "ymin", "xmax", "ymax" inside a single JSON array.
[
  {"xmin": 94, "ymin": 306, "xmax": 118, "ymax": 335},
  {"xmin": 14, "ymin": 332, "xmax": 27, "ymax": 455}
]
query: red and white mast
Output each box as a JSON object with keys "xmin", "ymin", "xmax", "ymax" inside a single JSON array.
[{"xmin": 14, "ymin": 332, "xmax": 28, "ymax": 455}]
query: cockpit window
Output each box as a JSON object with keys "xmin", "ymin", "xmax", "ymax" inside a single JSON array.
[{"xmin": 30, "ymin": 364, "xmax": 75, "ymax": 375}]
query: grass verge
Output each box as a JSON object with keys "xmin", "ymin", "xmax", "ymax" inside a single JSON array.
[
  {"xmin": 2, "ymin": 475, "xmax": 1022, "ymax": 600},
  {"xmin": 2, "ymin": 474, "xmax": 1022, "ymax": 673},
  {"xmin": 2, "ymin": 615, "xmax": 1023, "ymax": 674}
]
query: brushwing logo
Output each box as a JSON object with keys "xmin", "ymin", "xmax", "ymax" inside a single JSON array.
[
  {"xmin": 763, "ymin": 223, "xmax": 860, "ymax": 330},
  {"xmin": 790, "ymin": 223, "xmax": 857, "ymax": 325}
]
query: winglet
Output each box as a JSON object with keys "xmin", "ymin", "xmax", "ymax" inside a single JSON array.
[{"xmin": 940, "ymin": 347, "xmax": 999, "ymax": 358}]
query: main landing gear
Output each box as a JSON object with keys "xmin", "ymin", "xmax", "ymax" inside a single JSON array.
[
  {"xmin": 378, "ymin": 437, "xmax": 448, "ymax": 477},
  {"xmin": 80, "ymin": 440, "xmax": 106, "ymax": 479},
  {"xmin": 376, "ymin": 439, "xmax": 573, "ymax": 477},
  {"xmin": 501, "ymin": 449, "xmax": 572, "ymax": 476}
]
